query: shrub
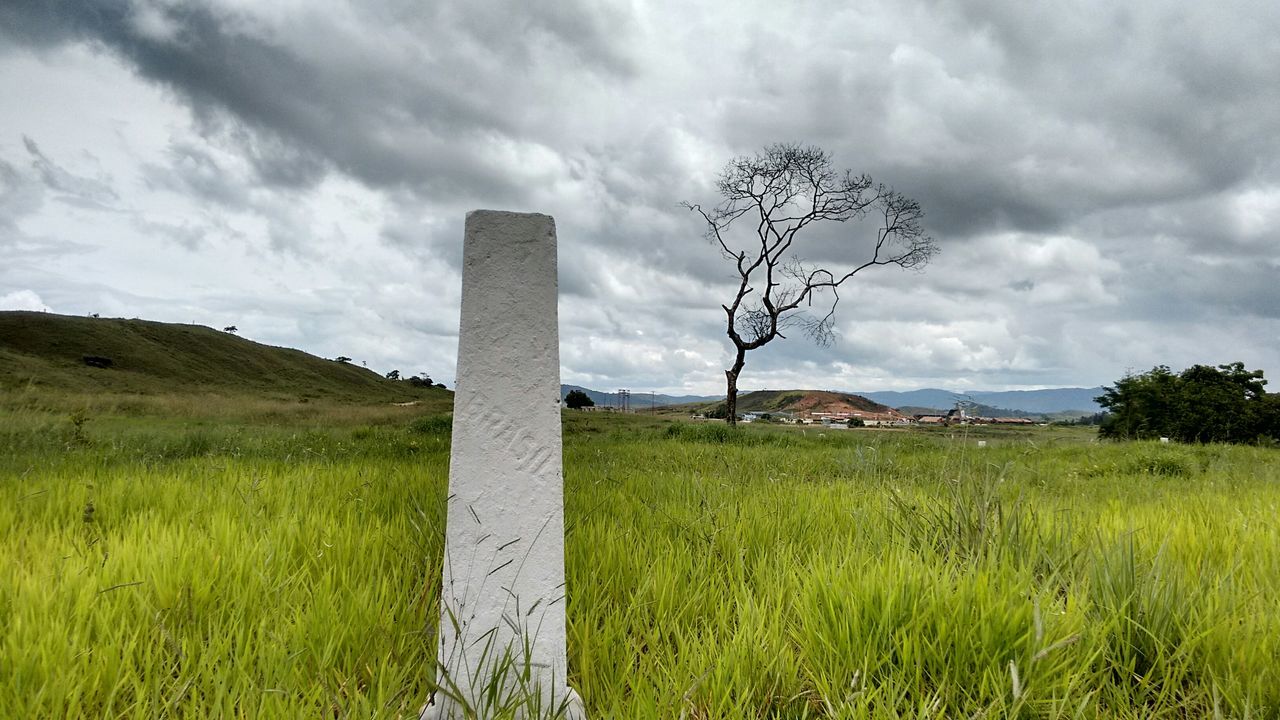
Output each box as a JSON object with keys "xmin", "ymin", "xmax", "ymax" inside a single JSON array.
[{"xmin": 564, "ymin": 390, "xmax": 595, "ymax": 409}]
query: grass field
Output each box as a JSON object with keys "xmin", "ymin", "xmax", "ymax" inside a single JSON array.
[{"xmin": 2, "ymin": 393, "xmax": 1279, "ymax": 718}]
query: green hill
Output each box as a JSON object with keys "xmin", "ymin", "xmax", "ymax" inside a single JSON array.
[
  {"xmin": 0, "ymin": 311, "xmax": 446, "ymax": 403},
  {"xmin": 691, "ymin": 389, "xmax": 898, "ymax": 417}
]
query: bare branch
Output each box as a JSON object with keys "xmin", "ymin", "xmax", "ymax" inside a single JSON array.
[{"xmin": 684, "ymin": 143, "xmax": 938, "ymax": 424}]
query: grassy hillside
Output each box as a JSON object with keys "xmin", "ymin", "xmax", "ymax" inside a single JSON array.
[{"xmin": 0, "ymin": 311, "xmax": 446, "ymax": 404}]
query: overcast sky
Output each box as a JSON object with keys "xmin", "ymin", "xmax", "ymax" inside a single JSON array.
[{"xmin": 2, "ymin": 0, "xmax": 1278, "ymax": 394}]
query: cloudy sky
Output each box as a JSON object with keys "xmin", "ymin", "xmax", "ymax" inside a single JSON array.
[{"xmin": 2, "ymin": 0, "xmax": 1278, "ymax": 394}]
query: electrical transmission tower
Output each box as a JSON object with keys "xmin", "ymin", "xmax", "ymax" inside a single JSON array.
[{"xmin": 616, "ymin": 389, "xmax": 631, "ymax": 412}]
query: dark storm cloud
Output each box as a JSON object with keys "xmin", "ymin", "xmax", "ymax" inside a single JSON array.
[
  {"xmin": 939, "ymin": 0, "xmax": 1280, "ymax": 235},
  {"xmin": 1115, "ymin": 254, "xmax": 1280, "ymax": 323},
  {"xmin": 1, "ymin": 0, "xmax": 638, "ymax": 202},
  {"xmin": 702, "ymin": 0, "xmax": 1280, "ymax": 246}
]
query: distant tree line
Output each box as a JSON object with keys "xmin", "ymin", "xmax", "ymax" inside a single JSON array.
[
  {"xmin": 385, "ymin": 369, "xmax": 446, "ymax": 389},
  {"xmin": 1097, "ymin": 362, "xmax": 1280, "ymax": 444},
  {"xmin": 1055, "ymin": 412, "xmax": 1107, "ymax": 427}
]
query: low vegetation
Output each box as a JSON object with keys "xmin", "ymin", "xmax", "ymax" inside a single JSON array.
[{"xmin": 3, "ymin": 394, "xmax": 1278, "ymax": 718}]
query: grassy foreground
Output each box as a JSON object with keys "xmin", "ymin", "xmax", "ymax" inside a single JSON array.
[{"xmin": 2, "ymin": 395, "xmax": 1279, "ymax": 718}]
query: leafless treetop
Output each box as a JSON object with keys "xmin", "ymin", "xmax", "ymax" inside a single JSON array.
[{"xmin": 685, "ymin": 144, "xmax": 937, "ymax": 353}]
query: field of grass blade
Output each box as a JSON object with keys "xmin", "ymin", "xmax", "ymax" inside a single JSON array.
[{"xmin": 2, "ymin": 401, "xmax": 1278, "ymax": 718}]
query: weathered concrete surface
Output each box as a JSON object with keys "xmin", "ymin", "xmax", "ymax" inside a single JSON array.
[{"xmin": 423, "ymin": 211, "xmax": 583, "ymax": 719}]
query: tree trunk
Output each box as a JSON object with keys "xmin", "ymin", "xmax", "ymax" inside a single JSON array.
[
  {"xmin": 724, "ymin": 348, "xmax": 746, "ymax": 426},
  {"xmin": 725, "ymin": 370, "xmax": 738, "ymax": 427}
]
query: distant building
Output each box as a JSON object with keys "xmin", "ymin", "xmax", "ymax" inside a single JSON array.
[{"xmin": 800, "ymin": 409, "xmax": 904, "ymax": 424}]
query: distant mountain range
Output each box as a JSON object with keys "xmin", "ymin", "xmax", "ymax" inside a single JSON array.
[
  {"xmin": 561, "ymin": 384, "xmax": 1104, "ymax": 416},
  {"xmin": 854, "ymin": 388, "xmax": 1104, "ymax": 415},
  {"xmin": 560, "ymin": 385, "xmax": 721, "ymax": 409}
]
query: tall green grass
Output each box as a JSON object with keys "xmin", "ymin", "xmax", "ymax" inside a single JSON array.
[{"xmin": 2, "ymin": 404, "xmax": 1278, "ymax": 717}]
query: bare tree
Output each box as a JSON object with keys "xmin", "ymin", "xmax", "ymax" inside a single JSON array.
[{"xmin": 685, "ymin": 144, "xmax": 937, "ymax": 425}]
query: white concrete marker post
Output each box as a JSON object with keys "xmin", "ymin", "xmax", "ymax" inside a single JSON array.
[{"xmin": 423, "ymin": 211, "xmax": 584, "ymax": 720}]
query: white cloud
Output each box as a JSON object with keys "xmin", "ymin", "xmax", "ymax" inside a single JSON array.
[{"xmin": 0, "ymin": 289, "xmax": 48, "ymax": 311}]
